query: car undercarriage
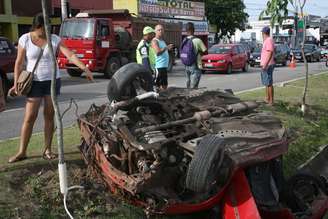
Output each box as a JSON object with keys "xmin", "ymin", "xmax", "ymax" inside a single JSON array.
[{"xmin": 78, "ymin": 63, "xmax": 328, "ymax": 218}]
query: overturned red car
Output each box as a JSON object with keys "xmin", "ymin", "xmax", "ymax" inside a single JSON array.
[{"xmin": 78, "ymin": 63, "xmax": 328, "ymax": 218}]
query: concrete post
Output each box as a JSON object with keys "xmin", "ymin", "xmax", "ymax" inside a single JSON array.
[
  {"xmin": 4, "ymin": 0, "xmax": 12, "ymax": 15},
  {"xmin": 61, "ymin": 0, "xmax": 67, "ymax": 20}
]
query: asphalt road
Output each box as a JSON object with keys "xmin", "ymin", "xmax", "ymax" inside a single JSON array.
[{"xmin": 1, "ymin": 60, "xmax": 327, "ymax": 140}]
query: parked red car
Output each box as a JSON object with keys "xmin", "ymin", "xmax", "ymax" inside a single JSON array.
[
  {"xmin": 0, "ymin": 37, "xmax": 16, "ymax": 98},
  {"xmin": 202, "ymin": 44, "xmax": 248, "ymax": 74}
]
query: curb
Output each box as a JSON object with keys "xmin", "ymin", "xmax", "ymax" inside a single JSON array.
[
  {"xmin": 235, "ymin": 71, "xmax": 328, "ymax": 95},
  {"xmin": 0, "ymin": 124, "xmax": 77, "ymax": 143}
]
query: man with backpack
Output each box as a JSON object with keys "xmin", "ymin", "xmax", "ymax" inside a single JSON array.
[{"xmin": 180, "ymin": 22, "xmax": 207, "ymax": 89}]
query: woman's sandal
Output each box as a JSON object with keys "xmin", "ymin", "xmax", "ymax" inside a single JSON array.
[
  {"xmin": 42, "ymin": 151, "xmax": 57, "ymax": 160},
  {"xmin": 8, "ymin": 155, "xmax": 27, "ymax": 163}
]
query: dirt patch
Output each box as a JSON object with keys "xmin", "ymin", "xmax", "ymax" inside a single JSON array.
[
  {"xmin": 0, "ymin": 159, "xmax": 213, "ymax": 219},
  {"xmin": 0, "ymin": 160, "xmax": 139, "ymax": 218}
]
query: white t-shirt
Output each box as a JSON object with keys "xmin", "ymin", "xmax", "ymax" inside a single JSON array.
[{"xmin": 18, "ymin": 33, "xmax": 61, "ymax": 81}]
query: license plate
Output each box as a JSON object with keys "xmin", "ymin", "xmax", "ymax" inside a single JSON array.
[
  {"xmin": 204, "ymin": 63, "xmax": 213, "ymax": 67},
  {"xmin": 295, "ymin": 55, "xmax": 301, "ymax": 59},
  {"xmin": 76, "ymin": 54, "xmax": 84, "ymax": 58}
]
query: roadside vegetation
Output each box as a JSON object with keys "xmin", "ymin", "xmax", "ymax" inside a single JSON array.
[
  {"xmin": 0, "ymin": 73, "xmax": 327, "ymax": 218},
  {"xmin": 239, "ymin": 73, "xmax": 328, "ymax": 175}
]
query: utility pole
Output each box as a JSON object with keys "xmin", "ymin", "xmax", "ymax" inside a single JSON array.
[
  {"xmin": 294, "ymin": 0, "xmax": 298, "ymax": 49},
  {"xmin": 61, "ymin": 0, "xmax": 67, "ymax": 20}
]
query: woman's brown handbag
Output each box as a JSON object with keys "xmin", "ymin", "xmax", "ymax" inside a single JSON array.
[{"xmin": 17, "ymin": 48, "xmax": 44, "ymax": 96}]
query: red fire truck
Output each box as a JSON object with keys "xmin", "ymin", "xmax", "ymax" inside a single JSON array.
[{"xmin": 57, "ymin": 9, "xmax": 181, "ymax": 78}]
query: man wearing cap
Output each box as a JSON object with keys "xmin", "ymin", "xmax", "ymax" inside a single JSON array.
[
  {"xmin": 260, "ymin": 26, "xmax": 275, "ymax": 105},
  {"xmin": 136, "ymin": 26, "xmax": 156, "ymax": 73}
]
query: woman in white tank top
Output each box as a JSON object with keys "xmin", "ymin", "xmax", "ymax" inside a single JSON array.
[{"xmin": 8, "ymin": 13, "xmax": 94, "ymax": 163}]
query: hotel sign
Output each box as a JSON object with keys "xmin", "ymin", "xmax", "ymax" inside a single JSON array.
[{"xmin": 139, "ymin": 0, "xmax": 205, "ymax": 18}]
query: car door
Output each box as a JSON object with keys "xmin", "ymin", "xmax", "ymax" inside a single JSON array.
[
  {"xmin": 0, "ymin": 38, "xmax": 16, "ymax": 73},
  {"xmin": 313, "ymin": 45, "xmax": 320, "ymax": 60},
  {"xmin": 281, "ymin": 45, "xmax": 287, "ymax": 63},
  {"xmin": 231, "ymin": 46, "xmax": 239, "ymax": 69},
  {"xmin": 95, "ymin": 19, "xmax": 111, "ymax": 65},
  {"xmin": 275, "ymin": 45, "xmax": 282, "ymax": 64},
  {"xmin": 238, "ymin": 45, "xmax": 247, "ymax": 68}
]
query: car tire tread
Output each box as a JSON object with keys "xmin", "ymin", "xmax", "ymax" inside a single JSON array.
[{"xmin": 185, "ymin": 135, "xmax": 226, "ymax": 192}]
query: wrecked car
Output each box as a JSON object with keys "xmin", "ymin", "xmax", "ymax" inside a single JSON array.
[{"xmin": 78, "ymin": 63, "xmax": 328, "ymax": 218}]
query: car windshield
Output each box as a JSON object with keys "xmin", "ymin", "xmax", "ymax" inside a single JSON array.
[
  {"xmin": 208, "ymin": 46, "xmax": 231, "ymax": 54},
  {"xmin": 304, "ymin": 45, "xmax": 314, "ymax": 50},
  {"xmin": 253, "ymin": 47, "xmax": 262, "ymax": 53},
  {"xmin": 60, "ymin": 19, "xmax": 95, "ymax": 39},
  {"xmin": 0, "ymin": 39, "xmax": 14, "ymax": 56}
]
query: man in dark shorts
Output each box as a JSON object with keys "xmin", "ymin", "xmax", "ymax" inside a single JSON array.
[
  {"xmin": 260, "ymin": 26, "xmax": 275, "ymax": 105},
  {"xmin": 155, "ymin": 67, "xmax": 168, "ymax": 89},
  {"xmin": 151, "ymin": 24, "xmax": 174, "ymax": 90}
]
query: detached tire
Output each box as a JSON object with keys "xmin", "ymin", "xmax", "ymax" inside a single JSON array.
[
  {"xmin": 105, "ymin": 57, "xmax": 121, "ymax": 79},
  {"xmin": 67, "ymin": 69, "xmax": 82, "ymax": 77},
  {"xmin": 107, "ymin": 63, "xmax": 153, "ymax": 102},
  {"xmin": 186, "ymin": 135, "xmax": 226, "ymax": 192}
]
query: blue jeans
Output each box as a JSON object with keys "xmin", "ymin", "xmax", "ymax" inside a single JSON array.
[
  {"xmin": 185, "ymin": 64, "xmax": 202, "ymax": 88},
  {"xmin": 261, "ymin": 65, "xmax": 275, "ymax": 86}
]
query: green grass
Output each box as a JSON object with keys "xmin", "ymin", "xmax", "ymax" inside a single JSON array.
[
  {"xmin": 0, "ymin": 72, "xmax": 328, "ymax": 218},
  {"xmin": 0, "ymin": 125, "xmax": 81, "ymax": 171},
  {"xmin": 238, "ymin": 72, "xmax": 328, "ymax": 175}
]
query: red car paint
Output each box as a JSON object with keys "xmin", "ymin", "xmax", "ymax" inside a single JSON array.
[
  {"xmin": 202, "ymin": 44, "xmax": 248, "ymax": 73},
  {"xmin": 57, "ymin": 17, "xmax": 119, "ymax": 73},
  {"xmin": 0, "ymin": 37, "xmax": 16, "ymax": 96},
  {"xmin": 222, "ymin": 170, "xmax": 261, "ymax": 219},
  {"xmin": 0, "ymin": 37, "xmax": 16, "ymax": 75}
]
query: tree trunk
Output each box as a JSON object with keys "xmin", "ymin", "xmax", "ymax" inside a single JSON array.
[
  {"xmin": 300, "ymin": 12, "xmax": 308, "ymax": 115},
  {"xmin": 41, "ymin": 0, "xmax": 65, "ymax": 164}
]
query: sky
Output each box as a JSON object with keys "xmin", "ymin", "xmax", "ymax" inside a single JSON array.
[{"xmin": 244, "ymin": 0, "xmax": 328, "ymax": 21}]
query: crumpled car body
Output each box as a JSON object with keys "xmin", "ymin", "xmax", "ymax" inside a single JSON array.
[{"xmin": 78, "ymin": 63, "xmax": 328, "ymax": 218}]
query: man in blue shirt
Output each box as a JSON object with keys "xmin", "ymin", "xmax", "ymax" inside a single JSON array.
[{"xmin": 151, "ymin": 24, "xmax": 174, "ymax": 90}]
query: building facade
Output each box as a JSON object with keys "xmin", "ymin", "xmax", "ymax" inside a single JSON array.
[
  {"xmin": 0, "ymin": 0, "xmax": 113, "ymax": 42},
  {"xmin": 114, "ymin": 0, "xmax": 209, "ymax": 46}
]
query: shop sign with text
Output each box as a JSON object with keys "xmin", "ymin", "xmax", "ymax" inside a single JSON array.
[{"xmin": 139, "ymin": 0, "xmax": 205, "ymax": 18}]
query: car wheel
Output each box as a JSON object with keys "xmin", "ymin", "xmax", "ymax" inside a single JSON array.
[
  {"xmin": 107, "ymin": 63, "xmax": 153, "ymax": 102},
  {"xmin": 105, "ymin": 57, "xmax": 121, "ymax": 79},
  {"xmin": 282, "ymin": 59, "xmax": 287, "ymax": 66},
  {"xmin": 226, "ymin": 63, "xmax": 232, "ymax": 74},
  {"xmin": 1, "ymin": 74, "xmax": 10, "ymax": 101},
  {"xmin": 185, "ymin": 135, "xmax": 229, "ymax": 192},
  {"xmin": 242, "ymin": 62, "xmax": 249, "ymax": 72},
  {"xmin": 283, "ymin": 173, "xmax": 327, "ymax": 213},
  {"xmin": 67, "ymin": 69, "xmax": 83, "ymax": 77}
]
